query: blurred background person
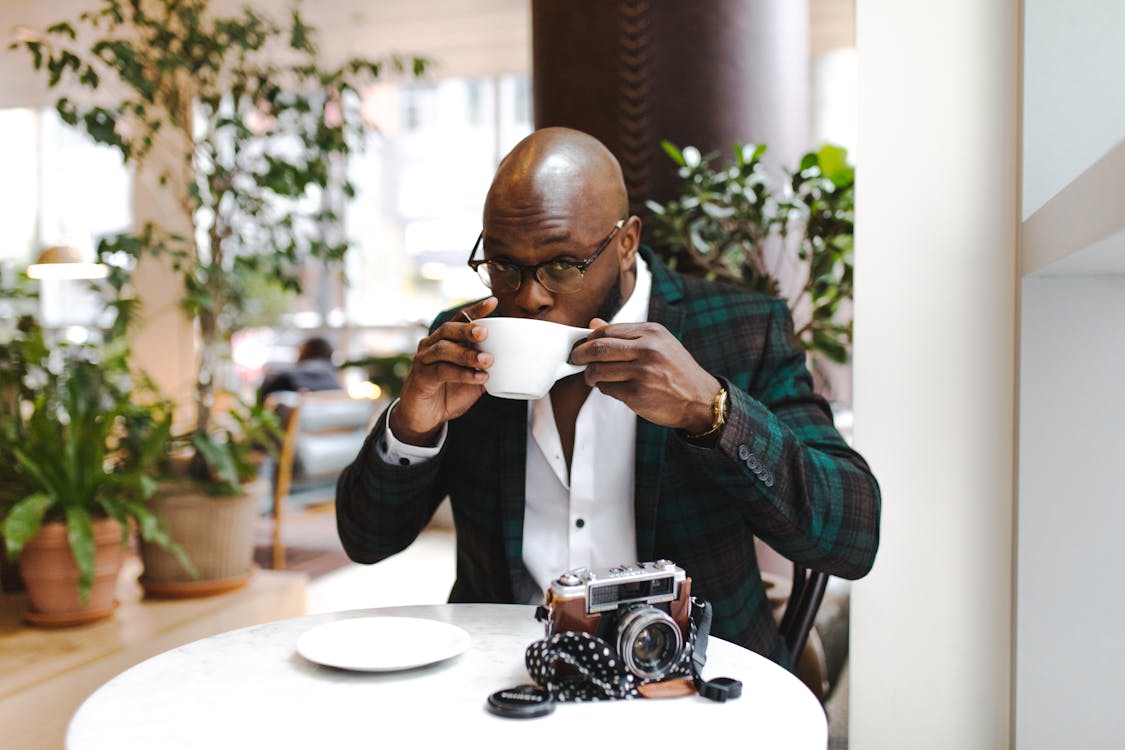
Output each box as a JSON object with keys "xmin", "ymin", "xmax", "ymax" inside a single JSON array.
[{"xmin": 257, "ymin": 336, "xmax": 342, "ymax": 405}]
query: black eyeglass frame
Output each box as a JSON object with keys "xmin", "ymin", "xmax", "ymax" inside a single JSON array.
[{"xmin": 467, "ymin": 219, "xmax": 626, "ymax": 294}]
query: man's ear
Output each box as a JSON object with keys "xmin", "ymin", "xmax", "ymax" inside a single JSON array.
[{"xmin": 618, "ymin": 215, "xmax": 642, "ymax": 267}]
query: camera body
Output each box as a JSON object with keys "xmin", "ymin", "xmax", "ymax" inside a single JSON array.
[{"xmin": 538, "ymin": 560, "xmax": 693, "ymax": 680}]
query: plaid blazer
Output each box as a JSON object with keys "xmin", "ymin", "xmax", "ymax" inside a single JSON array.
[{"xmin": 337, "ymin": 248, "xmax": 881, "ymax": 666}]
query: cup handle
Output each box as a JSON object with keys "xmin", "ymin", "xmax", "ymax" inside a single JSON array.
[{"xmin": 555, "ymin": 361, "xmax": 586, "ymax": 379}]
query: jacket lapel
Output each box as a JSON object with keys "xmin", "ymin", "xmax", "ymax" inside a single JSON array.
[{"xmin": 634, "ymin": 249, "xmax": 684, "ymax": 561}]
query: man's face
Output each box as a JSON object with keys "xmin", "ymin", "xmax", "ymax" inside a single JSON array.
[{"xmin": 479, "ymin": 210, "xmax": 630, "ymax": 328}]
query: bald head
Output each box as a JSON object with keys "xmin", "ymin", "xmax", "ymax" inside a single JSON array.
[
  {"xmin": 478, "ymin": 127, "xmax": 640, "ymax": 325},
  {"xmin": 485, "ymin": 127, "xmax": 629, "ymax": 223}
]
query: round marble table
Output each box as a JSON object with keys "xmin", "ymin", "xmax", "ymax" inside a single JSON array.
[{"xmin": 67, "ymin": 603, "xmax": 827, "ymax": 748}]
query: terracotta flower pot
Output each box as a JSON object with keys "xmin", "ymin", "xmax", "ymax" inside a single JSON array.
[
  {"xmin": 18, "ymin": 517, "xmax": 126, "ymax": 627},
  {"xmin": 138, "ymin": 478, "xmax": 265, "ymax": 598}
]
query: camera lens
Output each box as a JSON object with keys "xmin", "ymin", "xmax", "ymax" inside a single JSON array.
[{"xmin": 615, "ymin": 605, "xmax": 683, "ymax": 680}]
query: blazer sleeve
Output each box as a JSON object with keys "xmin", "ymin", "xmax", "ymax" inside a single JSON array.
[
  {"xmin": 680, "ymin": 298, "xmax": 881, "ymax": 580},
  {"xmin": 335, "ymin": 407, "xmax": 449, "ymax": 564}
]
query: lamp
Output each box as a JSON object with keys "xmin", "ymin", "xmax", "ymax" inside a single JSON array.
[{"xmin": 27, "ymin": 245, "xmax": 108, "ymax": 280}]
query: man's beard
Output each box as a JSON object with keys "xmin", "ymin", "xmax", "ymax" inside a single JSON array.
[{"xmin": 593, "ymin": 266, "xmax": 626, "ymax": 322}]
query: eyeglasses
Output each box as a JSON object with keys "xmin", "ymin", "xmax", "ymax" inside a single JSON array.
[{"xmin": 467, "ymin": 219, "xmax": 625, "ymax": 294}]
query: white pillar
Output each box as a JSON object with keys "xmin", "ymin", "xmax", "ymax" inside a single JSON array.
[
  {"xmin": 129, "ymin": 137, "xmax": 197, "ymax": 424},
  {"xmin": 850, "ymin": 2, "xmax": 1019, "ymax": 748}
]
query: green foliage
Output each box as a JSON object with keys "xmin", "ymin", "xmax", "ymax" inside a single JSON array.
[
  {"xmin": 646, "ymin": 141, "xmax": 856, "ymax": 365},
  {"xmin": 181, "ymin": 394, "xmax": 283, "ymax": 496},
  {"xmin": 0, "ymin": 320, "xmax": 193, "ymax": 603},
  {"xmin": 13, "ymin": 0, "xmax": 429, "ymax": 492}
]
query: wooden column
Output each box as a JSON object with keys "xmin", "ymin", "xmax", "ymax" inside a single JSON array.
[{"xmin": 532, "ymin": 0, "xmax": 809, "ymax": 214}]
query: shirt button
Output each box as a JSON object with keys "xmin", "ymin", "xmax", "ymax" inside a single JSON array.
[{"xmin": 575, "ymin": 518, "xmax": 585, "ymax": 529}]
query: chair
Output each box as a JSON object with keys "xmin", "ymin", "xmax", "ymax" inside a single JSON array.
[
  {"xmin": 778, "ymin": 563, "xmax": 830, "ymax": 665},
  {"xmin": 266, "ymin": 390, "xmax": 380, "ymax": 569}
]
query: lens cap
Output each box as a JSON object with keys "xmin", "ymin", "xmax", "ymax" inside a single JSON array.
[{"xmin": 486, "ymin": 685, "xmax": 556, "ymax": 719}]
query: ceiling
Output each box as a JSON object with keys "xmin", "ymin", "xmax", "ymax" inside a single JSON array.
[{"xmin": 0, "ymin": 0, "xmax": 855, "ymax": 108}]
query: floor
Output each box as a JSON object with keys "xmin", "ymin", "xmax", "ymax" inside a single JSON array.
[{"xmin": 264, "ymin": 489, "xmax": 848, "ymax": 745}]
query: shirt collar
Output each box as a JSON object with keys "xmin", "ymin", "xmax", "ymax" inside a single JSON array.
[{"xmin": 608, "ymin": 253, "xmax": 652, "ymax": 326}]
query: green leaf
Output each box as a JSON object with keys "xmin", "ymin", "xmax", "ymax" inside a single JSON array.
[
  {"xmin": 191, "ymin": 432, "xmax": 241, "ymax": 493},
  {"xmin": 1, "ymin": 493, "xmax": 56, "ymax": 560},
  {"xmin": 817, "ymin": 144, "xmax": 852, "ymax": 185},
  {"xmin": 701, "ymin": 202, "xmax": 735, "ymax": 220},
  {"xmin": 660, "ymin": 140, "xmax": 686, "ymax": 167},
  {"xmin": 65, "ymin": 505, "xmax": 96, "ymax": 605},
  {"xmin": 812, "ymin": 330, "xmax": 849, "ymax": 363},
  {"xmin": 46, "ymin": 22, "xmax": 77, "ymax": 39}
]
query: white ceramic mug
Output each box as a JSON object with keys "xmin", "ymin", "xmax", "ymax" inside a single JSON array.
[{"xmin": 475, "ymin": 317, "xmax": 591, "ymax": 400}]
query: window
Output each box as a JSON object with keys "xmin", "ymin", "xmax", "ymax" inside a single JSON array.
[{"xmin": 0, "ymin": 107, "xmax": 131, "ymax": 328}]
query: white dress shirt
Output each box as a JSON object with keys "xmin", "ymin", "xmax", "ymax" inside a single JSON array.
[{"xmin": 380, "ymin": 255, "xmax": 654, "ymax": 600}]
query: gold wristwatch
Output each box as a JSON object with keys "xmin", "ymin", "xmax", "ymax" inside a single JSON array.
[{"xmin": 688, "ymin": 385, "xmax": 729, "ymax": 438}]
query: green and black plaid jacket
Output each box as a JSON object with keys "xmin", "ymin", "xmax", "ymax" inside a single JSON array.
[{"xmin": 337, "ymin": 248, "xmax": 880, "ymax": 666}]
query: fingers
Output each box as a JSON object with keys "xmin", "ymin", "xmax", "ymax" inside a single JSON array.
[
  {"xmin": 424, "ymin": 361, "xmax": 489, "ymax": 386},
  {"xmin": 581, "ymin": 361, "xmax": 636, "ymax": 386},
  {"xmin": 416, "ymin": 338, "xmax": 492, "ymax": 370},
  {"xmin": 584, "ymin": 320, "xmax": 653, "ymax": 340},
  {"xmin": 412, "ymin": 298, "xmax": 499, "ymax": 380},
  {"xmin": 424, "ymin": 311, "xmax": 495, "ymax": 349},
  {"xmin": 570, "ymin": 335, "xmax": 639, "ymax": 366},
  {"xmin": 463, "ymin": 296, "xmax": 498, "ymax": 322}
]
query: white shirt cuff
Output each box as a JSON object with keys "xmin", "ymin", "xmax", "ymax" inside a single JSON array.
[{"xmin": 376, "ymin": 398, "xmax": 447, "ymax": 467}]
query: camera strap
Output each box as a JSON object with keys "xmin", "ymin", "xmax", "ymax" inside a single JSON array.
[
  {"xmin": 523, "ymin": 597, "xmax": 741, "ymax": 703},
  {"xmin": 689, "ymin": 598, "xmax": 743, "ymax": 703}
]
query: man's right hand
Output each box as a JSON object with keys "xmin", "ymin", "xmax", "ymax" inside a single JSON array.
[{"xmin": 389, "ymin": 297, "xmax": 498, "ymax": 447}]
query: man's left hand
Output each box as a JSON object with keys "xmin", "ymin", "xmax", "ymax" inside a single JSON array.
[{"xmin": 570, "ymin": 319, "xmax": 721, "ymax": 434}]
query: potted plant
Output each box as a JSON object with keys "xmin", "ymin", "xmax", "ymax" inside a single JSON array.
[
  {"xmin": 645, "ymin": 141, "xmax": 855, "ymax": 391},
  {"xmin": 13, "ymin": 0, "xmax": 429, "ymax": 594},
  {"xmin": 0, "ymin": 312, "xmax": 188, "ymax": 626}
]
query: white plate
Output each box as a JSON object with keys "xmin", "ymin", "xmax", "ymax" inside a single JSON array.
[{"xmin": 296, "ymin": 616, "xmax": 471, "ymax": 672}]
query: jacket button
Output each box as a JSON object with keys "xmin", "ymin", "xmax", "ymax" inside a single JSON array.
[{"xmin": 738, "ymin": 444, "xmax": 750, "ymax": 460}]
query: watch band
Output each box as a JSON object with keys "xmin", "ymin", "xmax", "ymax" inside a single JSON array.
[{"xmin": 687, "ymin": 385, "xmax": 728, "ymax": 438}]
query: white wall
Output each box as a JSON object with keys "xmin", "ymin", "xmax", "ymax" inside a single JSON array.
[
  {"xmin": 1017, "ymin": 275, "xmax": 1125, "ymax": 748},
  {"xmin": 1022, "ymin": 0, "xmax": 1125, "ymax": 219},
  {"xmin": 1016, "ymin": 2, "xmax": 1125, "ymax": 747},
  {"xmin": 851, "ymin": 1, "xmax": 1018, "ymax": 747}
]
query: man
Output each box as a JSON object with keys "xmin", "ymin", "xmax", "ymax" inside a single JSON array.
[
  {"xmin": 257, "ymin": 336, "xmax": 342, "ymax": 405},
  {"xmin": 337, "ymin": 127, "xmax": 880, "ymax": 667}
]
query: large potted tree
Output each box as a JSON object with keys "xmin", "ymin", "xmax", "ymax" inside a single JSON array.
[
  {"xmin": 14, "ymin": 0, "xmax": 429, "ymax": 595},
  {"xmin": 0, "ymin": 312, "xmax": 188, "ymax": 626}
]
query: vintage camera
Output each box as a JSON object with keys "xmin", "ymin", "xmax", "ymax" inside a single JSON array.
[{"xmin": 536, "ymin": 560, "xmax": 693, "ymax": 681}]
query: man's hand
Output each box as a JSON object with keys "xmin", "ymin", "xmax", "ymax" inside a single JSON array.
[
  {"xmin": 390, "ymin": 297, "xmax": 498, "ymax": 446},
  {"xmin": 571, "ymin": 319, "xmax": 721, "ymax": 434}
]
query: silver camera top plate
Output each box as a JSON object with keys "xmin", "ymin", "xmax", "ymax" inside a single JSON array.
[{"xmin": 550, "ymin": 560, "xmax": 685, "ymax": 614}]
